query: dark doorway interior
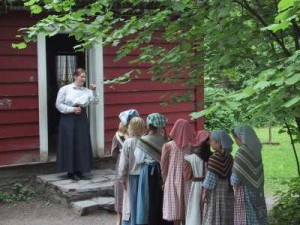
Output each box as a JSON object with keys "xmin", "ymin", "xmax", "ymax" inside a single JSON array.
[{"xmin": 46, "ymin": 34, "xmax": 86, "ymax": 156}]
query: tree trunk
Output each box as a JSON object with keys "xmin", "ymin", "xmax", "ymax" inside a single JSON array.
[
  {"xmin": 295, "ymin": 117, "xmax": 300, "ymax": 136},
  {"xmin": 268, "ymin": 125, "xmax": 272, "ymax": 143},
  {"xmin": 286, "ymin": 120, "xmax": 300, "ymax": 177}
]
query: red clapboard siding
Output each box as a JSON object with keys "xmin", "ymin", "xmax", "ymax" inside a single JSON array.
[
  {"xmin": 0, "ymin": 96, "xmax": 38, "ymax": 110},
  {"xmin": 0, "ymin": 136, "xmax": 39, "ymax": 152},
  {"xmin": 0, "ymin": 41, "xmax": 37, "ymax": 56},
  {"xmin": 104, "ymin": 55, "xmax": 151, "ymax": 68},
  {"xmin": 104, "ymin": 80, "xmax": 186, "ymax": 92},
  {"xmin": 105, "ymin": 101, "xmax": 195, "ymax": 118},
  {"xmin": 0, "ymin": 56, "xmax": 37, "ymax": 69},
  {"xmin": 0, "ymin": 26, "xmax": 34, "ymax": 41},
  {"xmin": 0, "ymin": 11, "xmax": 41, "ymax": 166},
  {"xmin": 104, "ymin": 68, "xmax": 152, "ymax": 80},
  {"xmin": 0, "ymin": 70, "xmax": 38, "ymax": 83},
  {"xmin": 0, "ymin": 110, "xmax": 39, "ymax": 124},
  {"xmin": 104, "ymin": 90, "xmax": 193, "ymax": 105},
  {"xmin": 104, "ymin": 43, "xmax": 177, "ymax": 56},
  {"xmin": 0, "ymin": 123, "xmax": 39, "ymax": 139},
  {"xmin": 0, "ymin": 10, "xmax": 42, "ymax": 27},
  {"xmin": 0, "ymin": 83, "xmax": 38, "ymax": 96},
  {"xmin": 0, "ymin": 149, "xmax": 39, "ymax": 166}
]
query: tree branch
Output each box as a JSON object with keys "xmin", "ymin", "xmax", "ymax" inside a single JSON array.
[
  {"xmin": 234, "ymin": 0, "xmax": 291, "ymax": 57},
  {"xmin": 292, "ymin": 19, "xmax": 300, "ymax": 50},
  {"xmin": 285, "ymin": 119, "xmax": 300, "ymax": 177}
]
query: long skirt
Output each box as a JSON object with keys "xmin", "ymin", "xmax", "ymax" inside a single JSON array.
[
  {"xmin": 234, "ymin": 185, "xmax": 269, "ymax": 225},
  {"xmin": 56, "ymin": 109, "xmax": 93, "ymax": 173},
  {"xmin": 122, "ymin": 175, "xmax": 139, "ymax": 225},
  {"xmin": 137, "ymin": 162, "xmax": 173, "ymax": 225},
  {"xmin": 203, "ymin": 179, "xmax": 234, "ymax": 225}
]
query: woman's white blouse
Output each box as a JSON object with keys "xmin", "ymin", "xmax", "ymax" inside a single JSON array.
[{"xmin": 55, "ymin": 83, "xmax": 99, "ymax": 114}]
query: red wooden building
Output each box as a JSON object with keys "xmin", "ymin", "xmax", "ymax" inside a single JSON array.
[{"xmin": 0, "ymin": 9, "xmax": 204, "ymax": 166}]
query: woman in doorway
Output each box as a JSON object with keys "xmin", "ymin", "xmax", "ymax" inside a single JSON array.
[
  {"xmin": 55, "ymin": 68, "xmax": 99, "ymax": 181},
  {"xmin": 231, "ymin": 124, "xmax": 269, "ymax": 225}
]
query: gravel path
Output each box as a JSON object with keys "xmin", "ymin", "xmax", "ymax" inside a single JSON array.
[{"xmin": 0, "ymin": 199, "xmax": 116, "ymax": 225}]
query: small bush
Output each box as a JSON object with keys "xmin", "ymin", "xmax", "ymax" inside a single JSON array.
[
  {"xmin": 270, "ymin": 178, "xmax": 300, "ymax": 225},
  {"xmin": 0, "ymin": 183, "xmax": 36, "ymax": 203}
]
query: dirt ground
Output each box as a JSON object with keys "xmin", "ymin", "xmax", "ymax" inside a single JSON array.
[
  {"xmin": 0, "ymin": 196, "xmax": 276, "ymax": 225},
  {"xmin": 0, "ymin": 198, "xmax": 117, "ymax": 225}
]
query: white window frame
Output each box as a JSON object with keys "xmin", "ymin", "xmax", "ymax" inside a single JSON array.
[{"xmin": 37, "ymin": 34, "xmax": 105, "ymax": 162}]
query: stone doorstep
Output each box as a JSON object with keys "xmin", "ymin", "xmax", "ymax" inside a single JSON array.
[
  {"xmin": 71, "ymin": 197, "xmax": 115, "ymax": 216},
  {"xmin": 36, "ymin": 169, "xmax": 116, "ymax": 210}
]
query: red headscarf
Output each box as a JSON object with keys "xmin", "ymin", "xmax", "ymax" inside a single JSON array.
[
  {"xmin": 169, "ymin": 119, "xmax": 193, "ymax": 150},
  {"xmin": 193, "ymin": 130, "xmax": 210, "ymax": 147}
]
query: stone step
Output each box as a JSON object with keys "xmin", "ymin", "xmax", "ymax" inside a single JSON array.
[
  {"xmin": 71, "ymin": 197, "xmax": 115, "ymax": 216},
  {"xmin": 36, "ymin": 169, "xmax": 115, "ymax": 204}
]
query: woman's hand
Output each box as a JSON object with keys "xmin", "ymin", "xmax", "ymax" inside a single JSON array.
[
  {"xmin": 73, "ymin": 106, "xmax": 82, "ymax": 114},
  {"xmin": 90, "ymin": 84, "xmax": 96, "ymax": 90}
]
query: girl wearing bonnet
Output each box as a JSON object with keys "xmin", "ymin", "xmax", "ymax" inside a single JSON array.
[
  {"xmin": 184, "ymin": 130, "xmax": 211, "ymax": 225},
  {"xmin": 201, "ymin": 130, "xmax": 234, "ymax": 225},
  {"xmin": 161, "ymin": 119, "xmax": 193, "ymax": 225},
  {"xmin": 135, "ymin": 113, "xmax": 171, "ymax": 225}
]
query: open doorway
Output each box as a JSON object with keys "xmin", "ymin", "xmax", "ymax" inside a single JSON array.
[{"xmin": 46, "ymin": 34, "xmax": 86, "ymax": 157}]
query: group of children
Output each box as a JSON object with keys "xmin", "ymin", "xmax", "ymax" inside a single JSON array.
[{"xmin": 111, "ymin": 109, "xmax": 269, "ymax": 225}]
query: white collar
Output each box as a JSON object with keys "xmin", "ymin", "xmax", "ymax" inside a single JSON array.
[{"xmin": 71, "ymin": 83, "xmax": 84, "ymax": 90}]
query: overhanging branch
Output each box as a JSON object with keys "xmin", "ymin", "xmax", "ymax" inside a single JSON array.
[{"xmin": 234, "ymin": 0, "xmax": 291, "ymax": 57}]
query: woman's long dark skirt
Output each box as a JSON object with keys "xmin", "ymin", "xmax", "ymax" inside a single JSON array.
[{"xmin": 56, "ymin": 109, "xmax": 93, "ymax": 173}]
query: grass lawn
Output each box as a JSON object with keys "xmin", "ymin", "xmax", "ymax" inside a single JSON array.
[{"xmin": 232, "ymin": 127, "xmax": 299, "ymax": 196}]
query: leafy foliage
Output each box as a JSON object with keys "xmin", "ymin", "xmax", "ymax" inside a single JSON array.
[
  {"xmin": 15, "ymin": 0, "xmax": 300, "ymax": 148},
  {"xmin": 0, "ymin": 183, "xmax": 36, "ymax": 203},
  {"xmin": 191, "ymin": 87, "xmax": 237, "ymax": 131},
  {"xmin": 270, "ymin": 178, "xmax": 300, "ymax": 225}
]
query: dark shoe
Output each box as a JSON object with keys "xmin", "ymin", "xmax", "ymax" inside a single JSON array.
[
  {"xmin": 67, "ymin": 173, "xmax": 74, "ymax": 179},
  {"xmin": 72, "ymin": 174, "xmax": 81, "ymax": 181},
  {"xmin": 75, "ymin": 172, "xmax": 83, "ymax": 178}
]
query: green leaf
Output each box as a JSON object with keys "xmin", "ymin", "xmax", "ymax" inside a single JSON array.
[
  {"xmin": 30, "ymin": 5, "xmax": 42, "ymax": 14},
  {"xmin": 278, "ymin": 0, "xmax": 295, "ymax": 11},
  {"xmin": 244, "ymin": 87, "xmax": 255, "ymax": 97},
  {"xmin": 262, "ymin": 21, "xmax": 291, "ymax": 32},
  {"xmin": 227, "ymin": 101, "xmax": 241, "ymax": 110},
  {"xmin": 182, "ymin": 42, "xmax": 191, "ymax": 51},
  {"xmin": 283, "ymin": 96, "xmax": 300, "ymax": 108},
  {"xmin": 285, "ymin": 74, "xmax": 300, "ymax": 85},
  {"xmin": 12, "ymin": 42, "xmax": 27, "ymax": 49},
  {"xmin": 24, "ymin": 0, "xmax": 37, "ymax": 7},
  {"xmin": 171, "ymin": 2, "xmax": 186, "ymax": 11},
  {"xmin": 190, "ymin": 110, "xmax": 207, "ymax": 119},
  {"xmin": 254, "ymin": 80, "xmax": 270, "ymax": 90}
]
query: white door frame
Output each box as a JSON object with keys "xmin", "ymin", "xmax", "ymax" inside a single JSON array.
[
  {"xmin": 88, "ymin": 46, "xmax": 105, "ymax": 158},
  {"xmin": 37, "ymin": 34, "xmax": 105, "ymax": 162}
]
